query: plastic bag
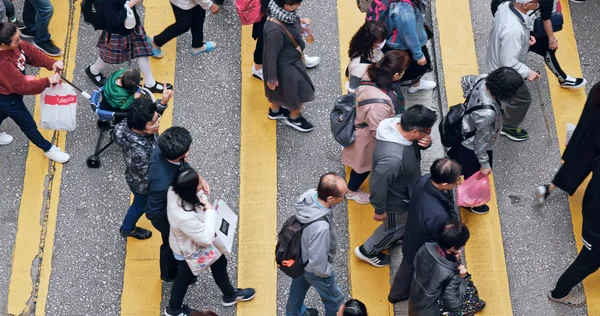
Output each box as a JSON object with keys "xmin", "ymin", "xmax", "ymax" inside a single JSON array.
[
  {"xmin": 456, "ymin": 171, "xmax": 491, "ymax": 207},
  {"xmin": 40, "ymin": 83, "xmax": 77, "ymax": 131}
]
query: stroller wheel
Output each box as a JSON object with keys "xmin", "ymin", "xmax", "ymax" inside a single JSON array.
[
  {"xmin": 87, "ymin": 155, "xmax": 101, "ymax": 168},
  {"xmin": 97, "ymin": 120, "xmax": 111, "ymax": 129}
]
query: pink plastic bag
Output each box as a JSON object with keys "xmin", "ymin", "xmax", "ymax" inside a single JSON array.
[{"xmin": 456, "ymin": 171, "xmax": 491, "ymax": 208}]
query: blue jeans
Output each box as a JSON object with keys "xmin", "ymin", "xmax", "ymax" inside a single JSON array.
[
  {"xmin": 0, "ymin": 94, "xmax": 52, "ymax": 152},
  {"xmin": 285, "ymin": 272, "xmax": 345, "ymax": 316},
  {"xmin": 23, "ymin": 0, "xmax": 53, "ymax": 42},
  {"xmin": 121, "ymin": 192, "xmax": 147, "ymax": 232}
]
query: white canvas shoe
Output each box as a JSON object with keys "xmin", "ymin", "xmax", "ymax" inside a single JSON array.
[
  {"xmin": 44, "ymin": 145, "xmax": 70, "ymax": 163},
  {"xmin": 304, "ymin": 55, "xmax": 321, "ymax": 69},
  {"xmin": 0, "ymin": 132, "xmax": 14, "ymax": 145}
]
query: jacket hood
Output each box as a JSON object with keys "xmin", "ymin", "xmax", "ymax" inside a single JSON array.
[
  {"xmin": 375, "ymin": 116, "xmax": 412, "ymax": 145},
  {"xmin": 294, "ymin": 189, "xmax": 332, "ymax": 224}
]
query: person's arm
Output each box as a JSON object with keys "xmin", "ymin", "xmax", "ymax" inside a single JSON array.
[
  {"xmin": 21, "ymin": 41, "xmax": 55, "ymax": 70},
  {"xmin": 304, "ymin": 226, "xmax": 332, "ymax": 277},
  {"xmin": 0, "ymin": 63, "xmax": 50, "ymax": 95},
  {"xmin": 470, "ymin": 109, "xmax": 496, "ymax": 170},
  {"xmin": 145, "ymin": 173, "xmax": 168, "ymax": 220},
  {"xmin": 394, "ymin": 6, "xmax": 423, "ymax": 61},
  {"xmin": 539, "ymin": 0, "xmax": 558, "ymax": 48},
  {"xmin": 364, "ymin": 100, "xmax": 394, "ymax": 132},
  {"xmin": 498, "ymin": 32, "xmax": 530, "ymax": 78},
  {"xmin": 442, "ymin": 275, "xmax": 468, "ymax": 311},
  {"xmin": 264, "ymin": 27, "xmax": 285, "ymax": 87},
  {"xmin": 460, "ymin": 75, "xmax": 479, "ymax": 98},
  {"xmin": 104, "ymin": 0, "xmax": 129, "ymax": 29},
  {"xmin": 179, "ymin": 208, "xmax": 218, "ymax": 248},
  {"xmin": 369, "ymin": 156, "xmax": 402, "ymax": 215}
]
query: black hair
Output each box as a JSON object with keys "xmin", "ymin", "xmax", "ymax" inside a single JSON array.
[
  {"xmin": 121, "ymin": 68, "xmax": 142, "ymax": 92},
  {"xmin": 430, "ymin": 158, "xmax": 462, "ymax": 184},
  {"xmin": 158, "ymin": 126, "xmax": 192, "ymax": 161},
  {"xmin": 172, "ymin": 168, "xmax": 205, "ymax": 212},
  {"xmin": 437, "ymin": 219, "xmax": 470, "ymax": 250},
  {"xmin": 317, "ymin": 172, "xmax": 341, "ymax": 201},
  {"xmin": 274, "ymin": 0, "xmax": 302, "ymax": 8},
  {"xmin": 366, "ymin": 50, "xmax": 410, "ymax": 89},
  {"xmin": 127, "ymin": 99, "xmax": 157, "ymax": 131},
  {"xmin": 348, "ymin": 21, "xmax": 387, "ymax": 60},
  {"xmin": 0, "ymin": 22, "xmax": 17, "ymax": 46},
  {"xmin": 399, "ymin": 104, "xmax": 437, "ymax": 132},
  {"xmin": 341, "ymin": 299, "xmax": 368, "ymax": 316},
  {"xmin": 486, "ymin": 67, "xmax": 524, "ymax": 101}
]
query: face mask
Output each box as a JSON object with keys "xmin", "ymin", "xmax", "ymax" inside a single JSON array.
[{"xmin": 375, "ymin": 40, "xmax": 386, "ymax": 50}]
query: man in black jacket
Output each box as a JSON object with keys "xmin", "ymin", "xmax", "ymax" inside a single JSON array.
[{"xmin": 388, "ymin": 158, "xmax": 462, "ymax": 303}]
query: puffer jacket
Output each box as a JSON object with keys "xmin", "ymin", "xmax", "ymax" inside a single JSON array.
[
  {"xmin": 459, "ymin": 75, "xmax": 502, "ymax": 169},
  {"xmin": 408, "ymin": 242, "xmax": 467, "ymax": 316}
]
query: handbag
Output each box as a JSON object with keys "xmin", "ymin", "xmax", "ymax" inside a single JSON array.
[
  {"xmin": 176, "ymin": 240, "xmax": 221, "ymax": 276},
  {"xmin": 40, "ymin": 83, "xmax": 78, "ymax": 131},
  {"xmin": 267, "ymin": 16, "xmax": 306, "ymax": 65},
  {"xmin": 438, "ymin": 274, "xmax": 485, "ymax": 316},
  {"xmin": 532, "ymin": 2, "xmax": 563, "ymax": 38}
]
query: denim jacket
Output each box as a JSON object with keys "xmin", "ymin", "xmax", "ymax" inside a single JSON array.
[{"xmin": 386, "ymin": 1, "xmax": 428, "ymax": 60}]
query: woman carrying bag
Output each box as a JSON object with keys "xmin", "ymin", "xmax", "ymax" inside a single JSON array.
[{"xmin": 166, "ymin": 168, "xmax": 255, "ymax": 316}]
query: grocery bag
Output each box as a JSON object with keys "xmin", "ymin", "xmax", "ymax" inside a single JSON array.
[
  {"xmin": 40, "ymin": 83, "xmax": 77, "ymax": 131},
  {"xmin": 456, "ymin": 171, "xmax": 491, "ymax": 207}
]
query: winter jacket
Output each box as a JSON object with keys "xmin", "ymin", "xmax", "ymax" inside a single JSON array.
[
  {"xmin": 486, "ymin": 1, "xmax": 533, "ymax": 77},
  {"xmin": 346, "ymin": 48, "xmax": 383, "ymax": 93},
  {"xmin": 403, "ymin": 174, "xmax": 457, "ymax": 263},
  {"xmin": 408, "ymin": 242, "xmax": 467, "ymax": 316},
  {"xmin": 146, "ymin": 147, "xmax": 191, "ymax": 220},
  {"xmin": 341, "ymin": 80, "xmax": 395, "ymax": 174},
  {"xmin": 386, "ymin": 0, "xmax": 428, "ymax": 60},
  {"xmin": 104, "ymin": 0, "xmax": 141, "ymax": 35},
  {"xmin": 295, "ymin": 189, "xmax": 338, "ymax": 278},
  {"xmin": 0, "ymin": 41, "xmax": 55, "ymax": 96},
  {"xmin": 370, "ymin": 116, "xmax": 426, "ymax": 214},
  {"xmin": 167, "ymin": 188, "xmax": 228, "ymax": 275},
  {"xmin": 112, "ymin": 119, "xmax": 158, "ymax": 194},
  {"xmin": 458, "ymin": 75, "xmax": 502, "ymax": 169},
  {"xmin": 103, "ymin": 69, "xmax": 136, "ymax": 110},
  {"xmin": 170, "ymin": 0, "xmax": 214, "ymax": 11}
]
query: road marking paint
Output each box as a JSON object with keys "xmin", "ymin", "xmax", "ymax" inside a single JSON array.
[
  {"xmin": 119, "ymin": 3, "xmax": 177, "ymax": 315},
  {"xmin": 435, "ymin": 0, "xmax": 513, "ymax": 313}
]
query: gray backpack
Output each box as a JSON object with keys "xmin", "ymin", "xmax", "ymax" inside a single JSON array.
[{"xmin": 330, "ymin": 93, "xmax": 389, "ymax": 147}]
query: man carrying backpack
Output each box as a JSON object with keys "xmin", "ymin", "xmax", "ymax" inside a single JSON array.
[
  {"xmin": 285, "ymin": 172, "xmax": 347, "ymax": 316},
  {"xmin": 487, "ymin": 0, "xmax": 540, "ymax": 142}
]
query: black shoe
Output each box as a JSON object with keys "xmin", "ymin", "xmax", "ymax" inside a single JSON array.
[
  {"xmin": 222, "ymin": 288, "xmax": 256, "ymax": 307},
  {"xmin": 475, "ymin": 300, "xmax": 486, "ymax": 313},
  {"xmin": 20, "ymin": 28, "xmax": 35, "ymax": 39},
  {"xmin": 535, "ymin": 184, "xmax": 552, "ymax": 205},
  {"xmin": 285, "ymin": 115, "xmax": 314, "ymax": 132},
  {"xmin": 85, "ymin": 66, "xmax": 107, "ymax": 87},
  {"xmin": 164, "ymin": 304, "xmax": 198, "ymax": 316},
  {"xmin": 267, "ymin": 107, "xmax": 290, "ymax": 120},
  {"xmin": 500, "ymin": 127, "xmax": 529, "ymax": 141},
  {"xmin": 161, "ymin": 276, "xmax": 175, "ymax": 283},
  {"xmin": 467, "ymin": 205, "xmax": 489, "ymax": 215},
  {"xmin": 388, "ymin": 294, "xmax": 409, "ymax": 304},
  {"xmin": 145, "ymin": 82, "xmax": 174, "ymax": 94},
  {"xmin": 33, "ymin": 40, "xmax": 63, "ymax": 56},
  {"xmin": 560, "ymin": 77, "xmax": 587, "ymax": 89},
  {"xmin": 9, "ymin": 19, "xmax": 26, "ymax": 30},
  {"xmin": 354, "ymin": 245, "xmax": 391, "ymax": 268},
  {"xmin": 120, "ymin": 226, "xmax": 152, "ymax": 239},
  {"xmin": 304, "ymin": 308, "xmax": 319, "ymax": 316}
]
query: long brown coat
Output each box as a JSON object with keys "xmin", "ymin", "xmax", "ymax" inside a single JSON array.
[{"xmin": 341, "ymin": 84, "xmax": 395, "ymax": 174}]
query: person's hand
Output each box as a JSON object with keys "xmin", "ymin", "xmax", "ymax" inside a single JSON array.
[
  {"xmin": 480, "ymin": 167, "xmax": 492, "ymax": 176},
  {"xmin": 418, "ymin": 134, "xmax": 431, "ymax": 148},
  {"xmin": 210, "ymin": 4, "xmax": 220, "ymax": 14},
  {"xmin": 134, "ymin": 91, "xmax": 141, "ymax": 99},
  {"xmin": 373, "ymin": 212, "xmax": 387, "ymax": 221},
  {"xmin": 549, "ymin": 37, "xmax": 558, "ymax": 50},
  {"xmin": 458, "ymin": 264, "xmax": 467, "ymax": 278},
  {"xmin": 527, "ymin": 69, "xmax": 541, "ymax": 81},
  {"xmin": 416, "ymin": 56, "xmax": 427, "ymax": 66},
  {"xmin": 199, "ymin": 177, "xmax": 211, "ymax": 195},
  {"xmin": 52, "ymin": 60, "xmax": 64, "ymax": 73},
  {"xmin": 300, "ymin": 17, "xmax": 312, "ymax": 27},
  {"xmin": 161, "ymin": 86, "xmax": 173, "ymax": 105},
  {"xmin": 129, "ymin": 0, "xmax": 142, "ymax": 7},
  {"xmin": 267, "ymin": 80, "xmax": 279, "ymax": 90},
  {"xmin": 529, "ymin": 35, "xmax": 536, "ymax": 47},
  {"xmin": 48, "ymin": 73, "xmax": 61, "ymax": 85}
]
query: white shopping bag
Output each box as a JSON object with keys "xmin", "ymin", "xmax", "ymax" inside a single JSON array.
[
  {"xmin": 214, "ymin": 199, "xmax": 238, "ymax": 254},
  {"xmin": 40, "ymin": 83, "xmax": 77, "ymax": 131}
]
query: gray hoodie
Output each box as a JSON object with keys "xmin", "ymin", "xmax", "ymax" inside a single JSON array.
[
  {"xmin": 295, "ymin": 188, "xmax": 338, "ymax": 278},
  {"xmin": 370, "ymin": 116, "xmax": 424, "ymax": 215}
]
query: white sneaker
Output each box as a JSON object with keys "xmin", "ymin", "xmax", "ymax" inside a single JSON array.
[
  {"xmin": 408, "ymin": 79, "xmax": 437, "ymax": 94},
  {"xmin": 0, "ymin": 132, "xmax": 14, "ymax": 145},
  {"xmin": 44, "ymin": 145, "xmax": 70, "ymax": 163},
  {"xmin": 346, "ymin": 190, "xmax": 370, "ymax": 204},
  {"xmin": 252, "ymin": 65, "xmax": 263, "ymax": 81},
  {"xmin": 305, "ymin": 55, "xmax": 321, "ymax": 69}
]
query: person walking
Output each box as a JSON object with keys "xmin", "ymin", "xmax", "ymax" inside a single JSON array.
[
  {"xmin": 447, "ymin": 67, "xmax": 524, "ymax": 214},
  {"xmin": 285, "ymin": 172, "xmax": 348, "ymax": 316},
  {"xmin": 165, "ymin": 168, "xmax": 255, "ymax": 315},
  {"xmin": 19, "ymin": 0, "xmax": 62, "ymax": 56},
  {"xmin": 354, "ymin": 105, "xmax": 436, "ymax": 267},
  {"xmin": 345, "ymin": 21, "xmax": 387, "ymax": 93},
  {"xmin": 385, "ymin": 0, "xmax": 437, "ymax": 94},
  {"xmin": 486, "ymin": 0, "xmax": 541, "ymax": 142},
  {"xmin": 0, "ymin": 22, "xmax": 69, "ymax": 162},
  {"xmin": 263, "ymin": 0, "xmax": 316, "ymax": 132},
  {"xmin": 85, "ymin": 0, "xmax": 173, "ymax": 93},
  {"xmin": 342, "ymin": 50, "xmax": 409, "ymax": 204},
  {"xmin": 388, "ymin": 158, "xmax": 462, "ymax": 303},
  {"xmin": 2, "ymin": 0, "xmax": 25, "ymax": 29}
]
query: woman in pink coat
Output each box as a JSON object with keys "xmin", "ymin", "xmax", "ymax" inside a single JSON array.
[{"xmin": 342, "ymin": 50, "xmax": 410, "ymax": 204}]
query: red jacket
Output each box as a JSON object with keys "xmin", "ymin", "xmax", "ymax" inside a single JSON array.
[{"xmin": 0, "ymin": 41, "xmax": 56, "ymax": 96}]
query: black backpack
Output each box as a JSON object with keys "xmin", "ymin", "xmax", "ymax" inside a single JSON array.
[
  {"xmin": 490, "ymin": 0, "xmax": 510, "ymax": 16},
  {"xmin": 330, "ymin": 93, "xmax": 389, "ymax": 147},
  {"xmin": 275, "ymin": 215, "xmax": 328, "ymax": 278},
  {"xmin": 439, "ymin": 81, "xmax": 496, "ymax": 148},
  {"xmin": 81, "ymin": 0, "xmax": 107, "ymax": 31}
]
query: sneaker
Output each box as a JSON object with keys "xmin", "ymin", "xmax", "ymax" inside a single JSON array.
[
  {"xmin": 120, "ymin": 226, "xmax": 152, "ymax": 239},
  {"xmin": 408, "ymin": 79, "xmax": 437, "ymax": 93},
  {"xmin": 222, "ymin": 288, "xmax": 256, "ymax": 307},
  {"xmin": 500, "ymin": 127, "xmax": 529, "ymax": 141},
  {"xmin": 475, "ymin": 300, "xmax": 487, "ymax": 313},
  {"xmin": 164, "ymin": 304, "xmax": 199, "ymax": 316},
  {"xmin": 305, "ymin": 55, "xmax": 321, "ymax": 69},
  {"xmin": 9, "ymin": 19, "xmax": 26, "ymax": 30},
  {"xmin": 44, "ymin": 145, "xmax": 70, "ymax": 163},
  {"xmin": 467, "ymin": 205, "xmax": 489, "ymax": 215},
  {"xmin": 547, "ymin": 290, "xmax": 586, "ymax": 307},
  {"xmin": 33, "ymin": 40, "xmax": 63, "ymax": 57},
  {"xmin": 267, "ymin": 107, "xmax": 290, "ymax": 120},
  {"xmin": 286, "ymin": 115, "xmax": 314, "ymax": 132},
  {"xmin": 304, "ymin": 308, "xmax": 319, "ymax": 316},
  {"xmin": 85, "ymin": 65, "xmax": 107, "ymax": 87},
  {"xmin": 560, "ymin": 77, "xmax": 587, "ymax": 89},
  {"xmin": 145, "ymin": 82, "xmax": 174, "ymax": 94},
  {"xmin": 566, "ymin": 123, "xmax": 576, "ymax": 146},
  {"xmin": 346, "ymin": 190, "xmax": 370, "ymax": 204},
  {"xmin": 535, "ymin": 184, "xmax": 552, "ymax": 205},
  {"xmin": 0, "ymin": 132, "xmax": 14, "ymax": 145},
  {"xmin": 354, "ymin": 245, "xmax": 390, "ymax": 267},
  {"xmin": 20, "ymin": 29, "xmax": 35, "ymax": 39},
  {"xmin": 252, "ymin": 65, "xmax": 264, "ymax": 81}
]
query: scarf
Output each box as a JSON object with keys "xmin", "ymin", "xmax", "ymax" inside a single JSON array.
[{"xmin": 268, "ymin": 0, "xmax": 297, "ymax": 25}]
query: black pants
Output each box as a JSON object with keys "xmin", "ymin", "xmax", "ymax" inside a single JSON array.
[
  {"xmin": 389, "ymin": 256, "xmax": 414, "ymax": 301},
  {"xmin": 348, "ymin": 169, "xmax": 370, "ymax": 192},
  {"xmin": 0, "ymin": 94, "xmax": 52, "ymax": 152},
  {"xmin": 383, "ymin": 45, "xmax": 432, "ymax": 83},
  {"xmin": 252, "ymin": 15, "xmax": 267, "ymax": 65},
  {"xmin": 154, "ymin": 4, "xmax": 206, "ymax": 48},
  {"xmin": 150, "ymin": 212, "xmax": 178, "ymax": 280},
  {"xmin": 169, "ymin": 256, "xmax": 236, "ymax": 310},
  {"xmin": 447, "ymin": 143, "xmax": 493, "ymax": 179},
  {"xmin": 529, "ymin": 35, "xmax": 567, "ymax": 82},
  {"xmin": 552, "ymin": 246, "xmax": 600, "ymax": 298}
]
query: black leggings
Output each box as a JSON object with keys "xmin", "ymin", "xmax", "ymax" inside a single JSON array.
[
  {"xmin": 529, "ymin": 35, "xmax": 567, "ymax": 82},
  {"xmin": 169, "ymin": 255, "xmax": 236, "ymax": 310},
  {"xmin": 348, "ymin": 169, "xmax": 370, "ymax": 192},
  {"xmin": 383, "ymin": 45, "xmax": 432, "ymax": 83},
  {"xmin": 154, "ymin": 4, "xmax": 206, "ymax": 48},
  {"xmin": 447, "ymin": 143, "xmax": 493, "ymax": 179},
  {"xmin": 552, "ymin": 246, "xmax": 600, "ymax": 298},
  {"xmin": 252, "ymin": 15, "xmax": 267, "ymax": 65}
]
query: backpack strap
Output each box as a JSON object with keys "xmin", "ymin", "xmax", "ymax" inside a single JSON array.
[
  {"xmin": 302, "ymin": 216, "xmax": 329, "ymax": 228},
  {"xmin": 462, "ymin": 104, "xmax": 497, "ymax": 139},
  {"xmin": 267, "ymin": 17, "xmax": 303, "ymax": 57}
]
